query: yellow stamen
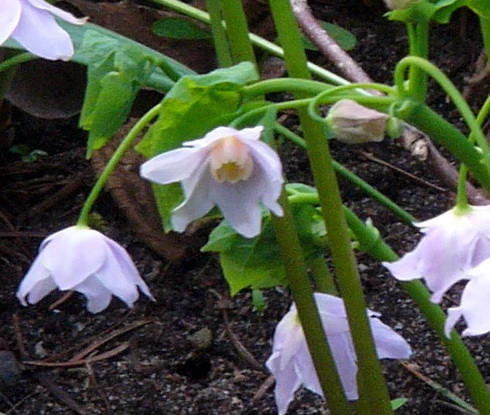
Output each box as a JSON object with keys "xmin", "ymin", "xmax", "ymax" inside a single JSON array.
[{"xmin": 210, "ymin": 136, "xmax": 254, "ymax": 183}]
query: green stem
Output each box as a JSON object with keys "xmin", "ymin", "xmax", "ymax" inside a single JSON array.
[
  {"xmin": 77, "ymin": 103, "xmax": 162, "ymax": 226},
  {"xmin": 149, "ymin": 0, "xmax": 350, "ymax": 85},
  {"xmin": 219, "ymin": 0, "xmax": 257, "ymax": 66},
  {"xmin": 268, "ymin": 0, "xmax": 392, "ymax": 413},
  {"xmin": 479, "ymin": 16, "xmax": 490, "ymax": 67},
  {"xmin": 394, "ymin": 57, "xmax": 490, "ymax": 177},
  {"xmin": 271, "ymin": 192, "xmax": 353, "ymax": 414},
  {"xmin": 310, "ymin": 256, "xmax": 338, "ymax": 295},
  {"xmin": 344, "ymin": 208, "xmax": 490, "ymax": 415},
  {"xmin": 406, "ymin": 21, "xmax": 429, "ymax": 102},
  {"xmin": 204, "ymin": 0, "xmax": 233, "ymax": 67},
  {"xmin": 277, "ymin": 124, "xmax": 415, "ymax": 224},
  {"xmin": 393, "ymin": 99, "xmax": 490, "ymax": 194}
]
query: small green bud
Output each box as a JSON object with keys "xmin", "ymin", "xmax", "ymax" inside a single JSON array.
[{"xmin": 326, "ymin": 99, "xmax": 389, "ymax": 144}]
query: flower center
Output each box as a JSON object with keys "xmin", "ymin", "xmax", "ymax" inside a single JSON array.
[{"xmin": 210, "ymin": 136, "xmax": 254, "ymax": 183}]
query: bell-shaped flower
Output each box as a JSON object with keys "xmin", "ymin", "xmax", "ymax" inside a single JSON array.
[
  {"xmin": 383, "ymin": 205, "xmax": 490, "ymax": 303},
  {"xmin": 1, "ymin": 0, "xmax": 86, "ymax": 61},
  {"xmin": 445, "ymin": 257, "xmax": 490, "ymax": 336},
  {"xmin": 326, "ymin": 99, "xmax": 390, "ymax": 144},
  {"xmin": 17, "ymin": 226, "xmax": 154, "ymax": 313},
  {"xmin": 140, "ymin": 126, "xmax": 284, "ymax": 238},
  {"xmin": 265, "ymin": 293, "xmax": 411, "ymax": 415}
]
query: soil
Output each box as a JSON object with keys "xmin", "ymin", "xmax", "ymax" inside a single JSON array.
[{"xmin": 0, "ymin": 1, "xmax": 488, "ymax": 414}]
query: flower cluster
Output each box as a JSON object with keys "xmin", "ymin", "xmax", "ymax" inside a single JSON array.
[
  {"xmin": 17, "ymin": 226, "xmax": 154, "ymax": 313},
  {"xmin": 266, "ymin": 293, "xmax": 411, "ymax": 415},
  {"xmin": 383, "ymin": 205, "xmax": 490, "ymax": 336},
  {"xmin": 140, "ymin": 126, "xmax": 284, "ymax": 238},
  {"xmin": 1, "ymin": 0, "xmax": 86, "ymax": 61}
]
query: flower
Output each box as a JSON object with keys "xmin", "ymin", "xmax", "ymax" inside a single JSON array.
[
  {"xmin": 383, "ymin": 205, "xmax": 490, "ymax": 303},
  {"xmin": 265, "ymin": 293, "xmax": 411, "ymax": 415},
  {"xmin": 326, "ymin": 99, "xmax": 389, "ymax": 144},
  {"xmin": 140, "ymin": 126, "xmax": 284, "ymax": 238},
  {"xmin": 17, "ymin": 226, "xmax": 154, "ymax": 313},
  {"xmin": 445, "ymin": 257, "xmax": 490, "ymax": 336},
  {"xmin": 1, "ymin": 0, "xmax": 86, "ymax": 61}
]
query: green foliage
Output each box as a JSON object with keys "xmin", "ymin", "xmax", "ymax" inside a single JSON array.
[
  {"xmin": 202, "ymin": 193, "xmax": 327, "ymax": 296},
  {"xmin": 78, "ymin": 31, "xmax": 157, "ymax": 157},
  {"xmin": 386, "ymin": 0, "xmax": 464, "ymax": 24},
  {"xmin": 135, "ymin": 62, "xmax": 259, "ymax": 229},
  {"xmin": 391, "ymin": 398, "xmax": 408, "ymax": 410},
  {"xmin": 302, "ymin": 22, "xmax": 357, "ymax": 51},
  {"xmin": 152, "ymin": 17, "xmax": 211, "ymax": 40}
]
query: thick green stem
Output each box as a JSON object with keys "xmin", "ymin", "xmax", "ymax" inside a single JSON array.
[
  {"xmin": 271, "ymin": 192, "xmax": 353, "ymax": 414},
  {"xmin": 393, "ymin": 99, "xmax": 490, "ymax": 194},
  {"xmin": 77, "ymin": 103, "xmax": 162, "ymax": 226},
  {"xmin": 479, "ymin": 16, "xmax": 490, "ymax": 68},
  {"xmin": 406, "ymin": 21, "xmax": 429, "ymax": 102},
  {"xmin": 344, "ymin": 208, "xmax": 490, "ymax": 415},
  {"xmin": 268, "ymin": 0, "xmax": 393, "ymax": 413},
  {"xmin": 204, "ymin": 0, "xmax": 233, "ymax": 67},
  {"xmin": 218, "ymin": 0, "xmax": 257, "ymax": 66}
]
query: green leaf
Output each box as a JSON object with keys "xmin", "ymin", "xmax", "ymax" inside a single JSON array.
[
  {"xmin": 466, "ymin": 0, "xmax": 490, "ymax": 18},
  {"xmin": 136, "ymin": 62, "xmax": 259, "ymax": 228},
  {"xmin": 386, "ymin": 0, "xmax": 465, "ymax": 24},
  {"xmin": 152, "ymin": 17, "xmax": 211, "ymax": 40},
  {"xmin": 391, "ymin": 398, "xmax": 408, "ymax": 410},
  {"xmin": 78, "ymin": 30, "xmax": 156, "ymax": 157},
  {"xmin": 302, "ymin": 22, "xmax": 356, "ymax": 51},
  {"xmin": 202, "ymin": 202, "xmax": 327, "ymax": 296}
]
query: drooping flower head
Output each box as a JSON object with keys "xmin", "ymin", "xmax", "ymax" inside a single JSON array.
[
  {"xmin": 383, "ymin": 205, "xmax": 490, "ymax": 303},
  {"xmin": 265, "ymin": 293, "xmax": 411, "ymax": 415},
  {"xmin": 140, "ymin": 126, "xmax": 284, "ymax": 238},
  {"xmin": 1, "ymin": 0, "xmax": 86, "ymax": 61},
  {"xmin": 17, "ymin": 226, "xmax": 154, "ymax": 313},
  {"xmin": 326, "ymin": 99, "xmax": 390, "ymax": 144}
]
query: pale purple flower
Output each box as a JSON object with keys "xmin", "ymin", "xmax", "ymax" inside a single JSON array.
[
  {"xmin": 383, "ymin": 205, "xmax": 490, "ymax": 303},
  {"xmin": 140, "ymin": 126, "xmax": 284, "ymax": 238},
  {"xmin": 265, "ymin": 293, "xmax": 411, "ymax": 415},
  {"xmin": 445, "ymin": 257, "xmax": 490, "ymax": 336},
  {"xmin": 1, "ymin": 0, "xmax": 86, "ymax": 61},
  {"xmin": 17, "ymin": 226, "xmax": 154, "ymax": 313}
]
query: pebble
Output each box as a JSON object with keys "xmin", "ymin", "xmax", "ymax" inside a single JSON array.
[{"xmin": 0, "ymin": 350, "xmax": 20, "ymax": 388}]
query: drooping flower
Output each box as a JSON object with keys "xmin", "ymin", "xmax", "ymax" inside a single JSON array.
[
  {"xmin": 326, "ymin": 99, "xmax": 389, "ymax": 144},
  {"xmin": 17, "ymin": 226, "xmax": 154, "ymax": 313},
  {"xmin": 383, "ymin": 205, "xmax": 490, "ymax": 303},
  {"xmin": 445, "ymin": 257, "xmax": 490, "ymax": 337},
  {"xmin": 1, "ymin": 0, "xmax": 86, "ymax": 61},
  {"xmin": 265, "ymin": 293, "xmax": 411, "ymax": 415},
  {"xmin": 140, "ymin": 126, "xmax": 284, "ymax": 238}
]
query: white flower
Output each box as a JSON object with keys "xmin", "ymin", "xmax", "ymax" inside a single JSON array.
[
  {"xmin": 17, "ymin": 226, "xmax": 154, "ymax": 313},
  {"xmin": 265, "ymin": 293, "xmax": 411, "ymax": 415},
  {"xmin": 140, "ymin": 126, "xmax": 284, "ymax": 238},
  {"xmin": 383, "ymin": 205, "xmax": 490, "ymax": 303},
  {"xmin": 1, "ymin": 0, "xmax": 86, "ymax": 61},
  {"xmin": 445, "ymin": 257, "xmax": 490, "ymax": 336}
]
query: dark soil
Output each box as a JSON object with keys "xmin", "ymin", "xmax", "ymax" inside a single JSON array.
[{"xmin": 0, "ymin": 1, "xmax": 488, "ymax": 414}]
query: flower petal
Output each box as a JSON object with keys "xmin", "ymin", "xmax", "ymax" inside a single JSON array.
[
  {"xmin": 24, "ymin": 0, "xmax": 86, "ymax": 25},
  {"xmin": 12, "ymin": 1, "xmax": 76, "ymax": 60},
  {"xmin": 41, "ymin": 228, "xmax": 106, "ymax": 289},
  {"xmin": 16, "ymin": 256, "xmax": 53, "ymax": 305},
  {"xmin": 0, "ymin": 0, "xmax": 21, "ymax": 45},
  {"xmin": 370, "ymin": 318, "xmax": 412, "ymax": 359},
  {"xmin": 74, "ymin": 277, "xmax": 113, "ymax": 313},
  {"xmin": 140, "ymin": 147, "xmax": 208, "ymax": 185}
]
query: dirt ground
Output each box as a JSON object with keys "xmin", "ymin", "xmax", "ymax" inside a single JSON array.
[{"xmin": 1, "ymin": 1, "xmax": 489, "ymax": 414}]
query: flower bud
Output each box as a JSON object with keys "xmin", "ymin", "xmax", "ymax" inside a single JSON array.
[
  {"xmin": 383, "ymin": 0, "xmax": 418, "ymax": 10},
  {"xmin": 326, "ymin": 99, "xmax": 389, "ymax": 144}
]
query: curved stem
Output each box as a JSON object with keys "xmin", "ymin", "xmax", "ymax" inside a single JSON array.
[{"xmin": 77, "ymin": 103, "xmax": 162, "ymax": 226}]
